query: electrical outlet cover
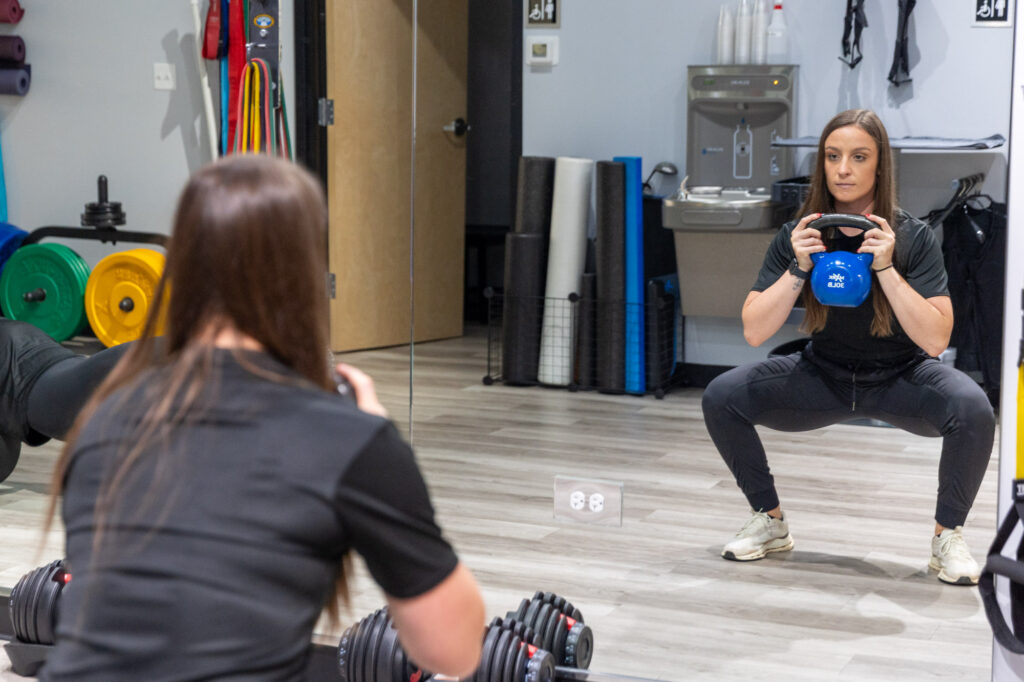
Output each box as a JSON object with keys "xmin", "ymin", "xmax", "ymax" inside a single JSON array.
[{"xmin": 554, "ymin": 475, "xmax": 623, "ymax": 526}]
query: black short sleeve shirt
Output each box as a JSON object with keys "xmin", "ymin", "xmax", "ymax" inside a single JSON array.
[
  {"xmin": 751, "ymin": 210, "xmax": 949, "ymax": 365},
  {"xmin": 42, "ymin": 351, "xmax": 459, "ymax": 682}
]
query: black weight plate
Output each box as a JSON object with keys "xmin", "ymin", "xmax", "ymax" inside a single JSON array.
[
  {"xmin": 524, "ymin": 649, "xmax": 556, "ymax": 682},
  {"xmin": 522, "ymin": 624, "xmax": 538, "ymax": 647},
  {"xmin": 541, "ymin": 591, "xmax": 556, "ymax": 605},
  {"xmin": 570, "ymin": 606, "xmax": 583, "ymax": 622},
  {"xmin": 551, "ymin": 614, "xmax": 568, "ymax": 666},
  {"xmin": 490, "ymin": 615, "xmax": 504, "ymax": 629},
  {"xmin": 532, "ymin": 590, "xmax": 544, "ymax": 601},
  {"xmin": 351, "ymin": 614, "xmax": 370, "ymax": 682},
  {"xmin": 550, "ymin": 595, "xmax": 566, "ymax": 614},
  {"xmin": 377, "ymin": 618, "xmax": 398, "ymax": 682},
  {"xmin": 561, "ymin": 600, "xmax": 575, "ymax": 618},
  {"xmin": 492, "ymin": 628, "xmax": 513, "ymax": 682},
  {"xmin": 533, "ymin": 603, "xmax": 553, "ymax": 651},
  {"xmin": 523, "ymin": 598, "xmax": 542, "ymax": 629},
  {"xmin": 481, "ymin": 624, "xmax": 502, "ymax": 682},
  {"xmin": 24, "ymin": 565, "xmax": 48, "ymax": 644},
  {"xmin": 544, "ymin": 608, "xmax": 562, "ymax": 655},
  {"xmin": 37, "ymin": 561, "xmax": 66, "ymax": 645},
  {"xmin": 501, "ymin": 633, "xmax": 520, "ymax": 682},
  {"xmin": 565, "ymin": 622, "xmax": 594, "ymax": 669},
  {"xmin": 337, "ymin": 624, "xmax": 356, "ymax": 681},
  {"xmin": 366, "ymin": 610, "xmax": 388, "ymax": 682},
  {"xmin": 8, "ymin": 570, "xmax": 28, "ymax": 642},
  {"xmin": 512, "ymin": 640, "xmax": 528, "ymax": 682},
  {"xmin": 514, "ymin": 598, "xmax": 529, "ymax": 622}
]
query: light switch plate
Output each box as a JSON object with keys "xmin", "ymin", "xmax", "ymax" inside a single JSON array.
[{"xmin": 525, "ymin": 35, "xmax": 559, "ymax": 67}]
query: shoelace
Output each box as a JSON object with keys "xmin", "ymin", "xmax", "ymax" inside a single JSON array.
[
  {"xmin": 736, "ymin": 511, "xmax": 772, "ymax": 537},
  {"xmin": 937, "ymin": 531, "xmax": 973, "ymax": 561}
]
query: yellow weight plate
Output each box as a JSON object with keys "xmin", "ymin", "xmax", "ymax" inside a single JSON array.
[{"xmin": 84, "ymin": 248, "xmax": 167, "ymax": 347}]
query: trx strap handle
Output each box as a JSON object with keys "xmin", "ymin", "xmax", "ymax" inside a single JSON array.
[
  {"xmin": 979, "ymin": 288, "xmax": 1024, "ymax": 654},
  {"xmin": 839, "ymin": 0, "xmax": 867, "ymax": 68},
  {"xmin": 888, "ymin": 0, "xmax": 916, "ymax": 86},
  {"xmin": 202, "ymin": 0, "xmax": 222, "ymax": 60}
]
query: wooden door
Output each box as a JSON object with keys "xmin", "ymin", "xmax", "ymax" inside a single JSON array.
[{"xmin": 326, "ymin": 1, "xmax": 467, "ymax": 352}]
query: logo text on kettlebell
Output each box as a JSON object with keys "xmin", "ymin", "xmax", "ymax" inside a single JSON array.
[{"xmin": 827, "ymin": 273, "xmax": 845, "ymax": 289}]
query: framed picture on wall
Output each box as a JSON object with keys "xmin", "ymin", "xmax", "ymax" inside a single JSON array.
[
  {"xmin": 973, "ymin": 0, "xmax": 1014, "ymax": 27},
  {"xmin": 525, "ymin": 0, "xmax": 559, "ymax": 28}
]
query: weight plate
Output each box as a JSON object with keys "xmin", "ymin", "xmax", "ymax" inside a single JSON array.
[
  {"xmin": 541, "ymin": 592, "xmax": 556, "ymax": 605},
  {"xmin": 512, "ymin": 641, "xmax": 527, "ymax": 682},
  {"xmin": 514, "ymin": 598, "xmax": 529, "ymax": 622},
  {"xmin": 544, "ymin": 608, "xmax": 562, "ymax": 655},
  {"xmin": 523, "ymin": 599, "xmax": 542, "ymax": 630},
  {"xmin": 337, "ymin": 623, "xmax": 356, "ymax": 681},
  {"xmin": 561, "ymin": 600, "xmax": 575, "ymax": 618},
  {"xmin": 532, "ymin": 590, "xmax": 544, "ymax": 602},
  {"xmin": 533, "ymin": 604, "xmax": 553, "ymax": 651},
  {"xmin": 570, "ymin": 606, "xmax": 583, "ymax": 622},
  {"xmin": 565, "ymin": 621, "xmax": 594, "ymax": 669},
  {"xmin": 25, "ymin": 563, "xmax": 51, "ymax": 644},
  {"xmin": 36, "ymin": 561, "xmax": 66, "ymax": 645},
  {"xmin": 492, "ymin": 628, "xmax": 513, "ymax": 682},
  {"xmin": 377, "ymin": 616, "xmax": 398, "ymax": 682},
  {"xmin": 351, "ymin": 613, "xmax": 370, "ymax": 682},
  {"xmin": 550, "ymin": 595, "xmax": 566, "ymax": 614},
  {"xmin": 501, "ymin": 633, "xmax": 519, "ymax": 682},
  {"xmin": 524, "ymin": 650, "xmax": 556, "ymax": 682},
  {"xmin": 0, "ymin": 244, "xmax": 90, "ymax": 341},
  {"xmin": 366, "ymin": 609, "xmax": 388, "ymax": 682},
  {"xmin": 551, "ymin": 614, "xmax": 568, "ymax": 666},
  {"xmin": 85, "ymin": 248, "xmax": 166, "ymax": 347},
  {"xmin": 0, "ymin": 223, "xmax": 26, "ymax": 280},
  {"xmin": 479, "ymin": 624, "xmax": 501, "ymax": 682}
]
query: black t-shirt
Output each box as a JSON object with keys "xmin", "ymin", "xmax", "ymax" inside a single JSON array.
[
  {"xmin": 43, "ymin": 350, "xmax": 459, "ymax": 682},
  {"xmin": 752, "ymin": 210, "xmax": 949, "ymax": 366}
]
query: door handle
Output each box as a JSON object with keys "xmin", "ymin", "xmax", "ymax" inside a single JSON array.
[{"xmin": 442, "ymin": 117, "xmax": 470, "ymax": 136}]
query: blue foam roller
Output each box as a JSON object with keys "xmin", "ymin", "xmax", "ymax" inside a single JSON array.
[{"xmin": 613, "ymin": 156, "xmax": 645, "ymax": 394}]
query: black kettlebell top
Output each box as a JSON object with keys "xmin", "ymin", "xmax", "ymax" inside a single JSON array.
[{"xmin": 753, "ymin": 210, "xmax": 949, "ymax": 366}]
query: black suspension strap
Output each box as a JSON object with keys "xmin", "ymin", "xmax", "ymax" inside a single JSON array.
[
  {"xmin": 979, "ymin": 288, "xmax": 1024, "ymax": 654},
  {"xmin": 888, "ymin": 0, "xmax": 916, "ymax": 85},
  {"xmin": 839, "ymin": 0, "xmax": 868, "ymax": 68}
]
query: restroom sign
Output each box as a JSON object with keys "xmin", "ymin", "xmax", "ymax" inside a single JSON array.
[
  {"xmin": 525, "ymin": 0, "xmax": 559, "ymax": 28},
  {"xmin": 974, "ymin": 0, "xmax": 1014, "ymax": 27}
]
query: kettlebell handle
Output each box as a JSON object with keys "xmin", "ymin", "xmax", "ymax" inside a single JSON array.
[{"xmin": 808, "ymin": 213, "xmax": 877, "ymax": 233}]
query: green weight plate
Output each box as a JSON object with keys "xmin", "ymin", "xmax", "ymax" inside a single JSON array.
[{"xmin": 0, "ymin": 244, "xmax": 89, "ymax": 341}]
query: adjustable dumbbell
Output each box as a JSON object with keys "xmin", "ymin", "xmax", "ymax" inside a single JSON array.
[{"xmin": 504, "ymin": 591, "xmax": 593, "ymax": 669}]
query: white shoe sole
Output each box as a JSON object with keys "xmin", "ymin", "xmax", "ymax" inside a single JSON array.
[
  {"xmin": 721, "ymin": 534, "xmax": 794, "ymax": 561},
  {"xmin": 928, "ymin": 557, "xmax": 979, "ymax": 585}
]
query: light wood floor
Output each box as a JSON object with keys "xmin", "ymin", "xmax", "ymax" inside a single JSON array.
[{"xmin": 0, "ymin": 327, "xmax": 1003, "ymax": 681}]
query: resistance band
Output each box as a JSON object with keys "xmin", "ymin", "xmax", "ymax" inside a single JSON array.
[
  {"xmin": 979, "ymin": 288, "xmax": 1024, "ymax": 654},
  {"xmin": 233, "ymin": 57, "xmax": 292, "ymax": 158},
  {"xmin": 839, "ymin": 0, "xmax": 867, "ymax": 68}
]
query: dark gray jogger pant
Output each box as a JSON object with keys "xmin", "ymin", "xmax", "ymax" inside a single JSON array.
[{"xmin": 701, "ymin": 350, "xmax": 995, "ymax": 529}]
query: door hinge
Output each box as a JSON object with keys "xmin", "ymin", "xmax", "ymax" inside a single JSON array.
[
  {"xmin": 327, "ymin": 272, "xmax": 336, "ymax": 299},
  {"xmin": 318, "ymin": 98, "xmax": 334, "ymax": 126}
]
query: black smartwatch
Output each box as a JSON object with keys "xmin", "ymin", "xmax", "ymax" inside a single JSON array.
[{"xmin": 788, "ymin": 258, "xmax": 810, "ymax": 280}]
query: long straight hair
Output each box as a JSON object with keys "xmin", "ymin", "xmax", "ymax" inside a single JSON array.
[
  {"xmin": 797, "ymin": 109, "xmax": 898, "ymax": 337},
  {"xmin": 46, "ymin": 155, "xmax": 351, "ymax": 618}
]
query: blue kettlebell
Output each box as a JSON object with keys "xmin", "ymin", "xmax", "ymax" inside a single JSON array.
[{"xmin": 808, "ymin": 214, "xmax": 876, "ymax": 307}]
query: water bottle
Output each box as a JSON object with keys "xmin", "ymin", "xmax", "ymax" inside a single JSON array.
[{"xmin": 766, "ymin": 2, "xmax": 789, "ymax": 63}]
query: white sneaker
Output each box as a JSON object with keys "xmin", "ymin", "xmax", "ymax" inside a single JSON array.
[
  {"xmin": 929, "ymin": 526, "xmax": 980, "ymax": 585},
  {"xmin": 722, "ymin": 510, "xmax": 794, "ymax": 561}
]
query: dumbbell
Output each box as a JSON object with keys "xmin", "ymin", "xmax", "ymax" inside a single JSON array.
[
  {"xmin": 503, "ymin": 592, "xmax": 593, "ymax": 669},
  {"xmin": 337, "ymin": 610, "xmax": 560, "ymax": 682},
  {"xmin": 9, "ymin": 559, "xmax": 70, "ymax": 646},
  {"xmin": 807, "ymin": 213, "xmax": 877, "ymax": 308}
]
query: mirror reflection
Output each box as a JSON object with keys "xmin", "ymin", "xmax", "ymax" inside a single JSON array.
[{"xmin": 0, "ymin": 1, "xmax": 1015, "ymax": 680}]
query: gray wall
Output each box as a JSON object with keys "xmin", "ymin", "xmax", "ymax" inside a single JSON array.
[
  {"xmin": 0, "ymin": 1, "xmax": 294, "ymax": 267},
  {"xmin": 522, "ymin": 0, "xmax": 1014, "ymax": 365}
]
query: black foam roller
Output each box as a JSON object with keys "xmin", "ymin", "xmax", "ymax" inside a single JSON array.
[
  {"xmin": 575, "ymin": 271, "xmax": 597, "ymax": 388},
  {"xmin": 514, "ymin": 156, "xmax": 556, "ymax": 235},
  {"xmin": 595, "ymin": 161, "xmax": 626, "ymax": 393},
  {"xmin": 502, "ymin": 232, "xmax": 547, "ymax": 385}
]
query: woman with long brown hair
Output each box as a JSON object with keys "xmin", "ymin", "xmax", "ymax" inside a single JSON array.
[
  {"xmin": 40, "ymin": 154, "xmax": 485, "ymax": 680},
  {"xmin": 701, "ymin": 109, "xmax": 995, "ymax": 585}
]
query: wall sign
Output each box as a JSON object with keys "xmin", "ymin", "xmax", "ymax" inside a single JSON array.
[
  {"xmin": 974, "ymin": 0, "xmax": 1014, "ymax": 27},
  {"xmin": 525, "ymin": 0, "xmax": 559, "ymax": 29}
]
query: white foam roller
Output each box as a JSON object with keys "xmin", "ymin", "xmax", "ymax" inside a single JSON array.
[{"xmin": 537, "ymin": 156, "xmax": 594, "ymax": 385}]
